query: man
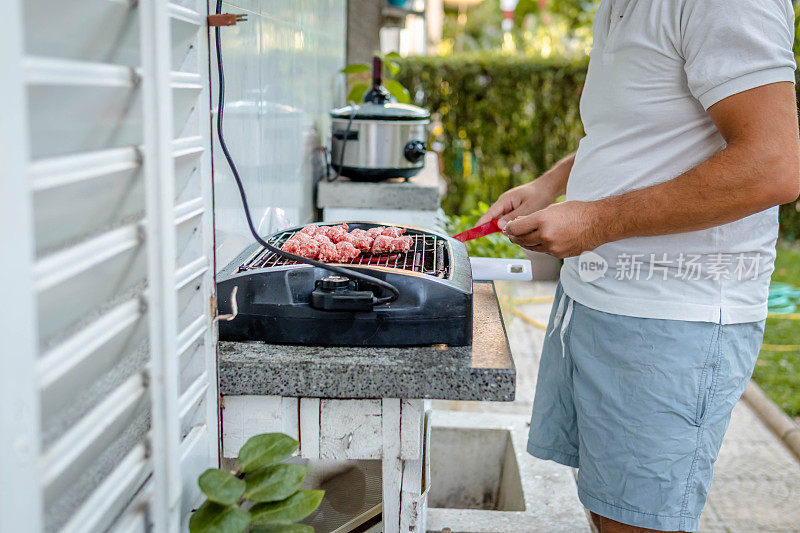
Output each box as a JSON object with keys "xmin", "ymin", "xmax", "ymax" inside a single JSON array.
[{"xmin": 478, "ymin": 1, "xmax": 799, "ymax": 532}]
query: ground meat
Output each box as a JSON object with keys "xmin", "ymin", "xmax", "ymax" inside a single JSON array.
[
  {"xmin": 336, "ymin": 241, "xmax": 361, "ymax": 262},
  {"xmin": 343, "ymin": 229, "xmax": 374, "ymax": 251},
  {"xmin": 317, "ymin": 241, "xmax": 338, "ymax": 262},
  {"xmin": 370, "ymin": 235, "xmax": 395, "ymax": 254},
  {"xmin": 285, "ymin": 224, "xmax": 408, "ymax": 261},
  {"xmin": 366, "ymin": 227, "xmax": 385, "ymax": 239},
  {"xmin": 296, "ymin": 239, "xmax": 319, "ymax": 259},
  {"xmin": 389, "ymin": 235, "xmax": 413, "ymax": 253},
  {"xmin": 381, "ymin": 226, "xmax": 406, "ymax": 238},
  {"xmin": 312, "ymin": 233, "xmax": 332, "ymax": 244},
  {"xmin": 281, "ymin": 237, "xmax": 301, "ymax": 254},
  {"xmin": 299, "ymin": 224, "xmax": 319, "ymax": 236},
  {"xmin": 325, "ymin": 223, "xmax": 350, "ymax": 243},
  {"xmin": 371, "ymin": 234, "xmax": 413, "ymax": 254}
]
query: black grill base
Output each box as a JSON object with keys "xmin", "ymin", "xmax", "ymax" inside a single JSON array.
[
  {"xmin": 216, "ymin": 224, "xmax": 474, "ymax": 347},
  {"xmin": 220, "ymin": 313, "xmax": 472, "ymax": 347}
]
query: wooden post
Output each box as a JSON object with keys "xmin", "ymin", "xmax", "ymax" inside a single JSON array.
[{"xmin": 382, "ymin": 398, "xmax": 402, "ymax": 533}]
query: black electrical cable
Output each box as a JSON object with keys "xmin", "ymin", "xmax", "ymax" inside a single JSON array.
[
  {"xmin": 328, "ymin": 105, "xmax": 357, "ymax": 182},
  {"xmin": 214, "ymin": 0, "xmax": 399, "ymax": 306}
]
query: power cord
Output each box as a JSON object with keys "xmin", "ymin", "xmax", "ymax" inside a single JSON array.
[
  {"xmin": 213, "ymin": 0, "xmax": 399, "ymax": 306},
  {"xmin": 329, "ymin": 105, "xmax": 358, "ymax": 182}
]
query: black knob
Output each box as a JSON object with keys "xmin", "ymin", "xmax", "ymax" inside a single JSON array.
[
  {"xmin": 320, "ymin": 275, "xmax": 350, "ymax": 291},
  {"xmin": 404, "ymin": 140, "xmax": 426, "ymax": 163}
]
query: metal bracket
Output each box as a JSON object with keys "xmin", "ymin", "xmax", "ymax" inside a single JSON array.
[{"xmin": 207, "ymin": 13, "xmax": 247, "ymax": 27}]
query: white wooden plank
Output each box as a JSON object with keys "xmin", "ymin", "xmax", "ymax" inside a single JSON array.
[
  {"xmin": 299, "ymin": 398, "xmax": 320, "ymax": 459},
  {"xmin": 381, "ymin": 398, "xmax": 402, "ymax": 533},
  {"xmin": 400, "ymin": 400, "xmax": 423, "ymax": 461},
  {"xmin": 0, "ymin": 2, "xmax": 43, "ymax": 530},
  {"xmin": 222, "ymin": 396, "xmax": 285, "ymax": 458},
  {"xmin": 281, "ymin": 397, "xmax": 300, "ymax": 441},
  {"xmin": 320, "ymin": 400, "xmax": 383, "ymax": 460},
  {"xmin": 400, "ymin": 401, "xmax": 425, "ymax": 532}
]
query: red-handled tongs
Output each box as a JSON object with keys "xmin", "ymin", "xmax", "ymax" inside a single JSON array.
[{"xmin": 453, "ymin": 219, "xmax": 502, "ymax": 242}]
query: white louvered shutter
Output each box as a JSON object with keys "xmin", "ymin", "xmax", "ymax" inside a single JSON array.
[{"xmin": 0, "ymin": 0, "xmax": 219, "ymax": 531}]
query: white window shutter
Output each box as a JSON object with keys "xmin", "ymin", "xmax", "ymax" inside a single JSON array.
[{"xmin": 0, "ymin": 0, "xmax": 219, "ymax": 531}]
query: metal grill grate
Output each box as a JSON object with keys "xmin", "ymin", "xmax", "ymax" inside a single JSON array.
[{"xmin": 238, "ymin": 226, "xmax": 450, "ymax": 278}]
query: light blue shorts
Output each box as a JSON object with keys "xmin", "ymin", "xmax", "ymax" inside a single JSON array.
[{"xmin": 527, "ymin": 284, "xmax": 765, "ymax": 532}]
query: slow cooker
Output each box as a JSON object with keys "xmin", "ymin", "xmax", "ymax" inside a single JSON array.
[{"xmin": 330, "ymin": 57, "xmax": 430, "ymax": 182}]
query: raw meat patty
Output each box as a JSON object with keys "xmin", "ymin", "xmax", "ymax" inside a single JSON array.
[
  {"xmin": 317, "ymin": 241, "xmax": 338, "ymax": 262},
  {"xmin": 370, "ymin": 235, "xmax": 395, "ymax": 254},
  {"xmin": 336, "ymin": 241, "xmax": 361, "ymax": 262},
  {"xmin": 390, "ymin": 235, "xmax": 413, "ymax": 253},
  {"xmin": 371, "ymin": 235, "xmax": 413, "ymax": 254},
  {"xmin": 281, "ymin": 238, "xmax": 301, "ymax": 254},
  {"xmin": 381, "ymin": 226, "xmax": 406, "ymax": 238},
  {"xmin": 343, "ymin": 229, "xmax": 374, "ymax": 251},
  {"xmin": 366, "ymin": 227, "xmax": 385, "ymax": 239},
  {"xmin": 299, "ymin": 224, "xmax": 319, "ymax": 236},
  {"xmin": 312, "ymin": 233, "xmax": 332, "ymax": 244},
  {"xmin": 295, "ymin": 239, "xmax": 319, "ymax": 259},
  {"xmin": 325, "ymin": 223, "xmax": 350, "ymax": 243}
]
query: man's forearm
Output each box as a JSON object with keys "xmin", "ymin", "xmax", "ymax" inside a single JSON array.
[
  {"xmin": 591, "ymin": 142, "xmax": 799, "ymax": 244},
  {"xmin": 537, "ymin": 152, "xmax": 575, "ymax": 201}
]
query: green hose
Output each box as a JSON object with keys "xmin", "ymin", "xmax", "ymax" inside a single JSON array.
[{"xmin": 768, "ymin": 282, "xmax": 800, "ymax": 314}]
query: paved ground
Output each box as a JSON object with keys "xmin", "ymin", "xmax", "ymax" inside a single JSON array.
[{"xmin": 434, "ymin": 280, "xmax": 800, "ymax": 533}]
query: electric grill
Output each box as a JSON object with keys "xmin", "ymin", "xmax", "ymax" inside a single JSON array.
[{"xmin": 216, "ymin": 222, "xmax": 473, "ymax": 346}]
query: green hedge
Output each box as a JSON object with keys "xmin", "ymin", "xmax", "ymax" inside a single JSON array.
[
  {"xmin": 397, "ymin": 54, "xmax": 588, "ymax": 215},
  {"xmin": 397, "ymin": 53, "xmax": 800, "ymax": 240}
]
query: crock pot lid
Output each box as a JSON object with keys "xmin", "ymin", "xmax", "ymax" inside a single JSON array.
[{"xmin": 330, "ymin": 102, "xmax": 430, "ymax": 121}]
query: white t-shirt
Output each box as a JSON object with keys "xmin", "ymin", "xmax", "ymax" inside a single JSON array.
[{"xmin": 560, "ymin": 0, "xmax": 797, "ymax": 324}]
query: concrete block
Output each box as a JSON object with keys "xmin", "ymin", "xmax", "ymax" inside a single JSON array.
[
  {"xmin": 317, "ymin": 152, "xmax": 441, "ymax": 211},
  {"xmin": 426, "ymin": 410, "xmax": 590, "ymax": 533}
]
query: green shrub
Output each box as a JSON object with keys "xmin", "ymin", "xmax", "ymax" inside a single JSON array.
[
  {"xmin": 398, "ymin": 53, "xmax": 587, "ymax": 216},
  {"xmin": 397, "ymin": 52, "xmax": 800, "ymax": 240}
]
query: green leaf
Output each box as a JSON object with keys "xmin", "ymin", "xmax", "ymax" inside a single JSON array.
[
  {"xmin": 383, "ymin": 51, "xmax": 402, "ymax": 60},
  {"xmin": 383, "ymin": 79, "xmax": 410, "ymax": 104},
  {"xmin": 189, "ymin": 501, "xmax": 250, "ymax": 533},
  {"xmin": 384, "ymin": 60, "xmax": 400, "ymax": 76},
  {"xmin": 249, "ymin": 490, "xmax": 325, "ymax": 527},
  {"xmin": 347, "ymin": 83, "xmax": 369, "ymax": 104},
  {"xmin": 245, "ymin": 464, "xmax": 307, "ymax": 503},
  {"xmin": 249, "ymin": 525, "xmax": 314, "ymax": 533},
  {"xmin": 238, "ymin": 433, "xmax": 299, "ymax": 474},
  {"xmin": 198, "ymin": 469, "xmax": 246, "ymax": 506},
  {"xmin": 340, "ymin": 63, "xmax": 370, "ymax": 74}
]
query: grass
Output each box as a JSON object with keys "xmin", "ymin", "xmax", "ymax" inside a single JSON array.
[{"xmin": 752, "ymin": 242, "xmax": 800, "ymax": 418}]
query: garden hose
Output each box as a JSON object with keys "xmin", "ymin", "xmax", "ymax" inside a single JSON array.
[{"xmin": 768, "ymin": 282, "xmax": 800, "ymax": 315}]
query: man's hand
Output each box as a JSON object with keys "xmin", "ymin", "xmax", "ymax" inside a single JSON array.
[
  {"xmin": 476, "ymin": 153, "xmax": 575, "ymax": 228},
  {"xmin": 504, "ymin": 201, "xmax": 606, "ymax": 259},
  {"xmin": 476, "ymin": 181, "xmax": 553, "ymax": 228}
]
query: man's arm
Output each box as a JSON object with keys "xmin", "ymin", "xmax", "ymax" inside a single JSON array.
[
  {"xmin": 506, "ymin": 82, "xmax": 800, "ymax": 258},
  {"xmin": 476, "ymin": 152, "xmax": 575, "ymax": 227}
]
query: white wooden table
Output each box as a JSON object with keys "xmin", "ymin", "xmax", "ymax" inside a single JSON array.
[
  {"xmin": 222, "ymin": 396, "xmax": 431, "ymax": 533},
  {"xmin": 218, "ymin": 284, "xmax": 516, "ymax": 532}
]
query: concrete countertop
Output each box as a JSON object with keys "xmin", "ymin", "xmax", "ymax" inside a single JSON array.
[
  {"xmin": 218, "ymin": 281, "xmax": 516, "ymax": 401},
  {"xmin": 316, "ymin": 152, "xmax": 441, "ymax": 211}
]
